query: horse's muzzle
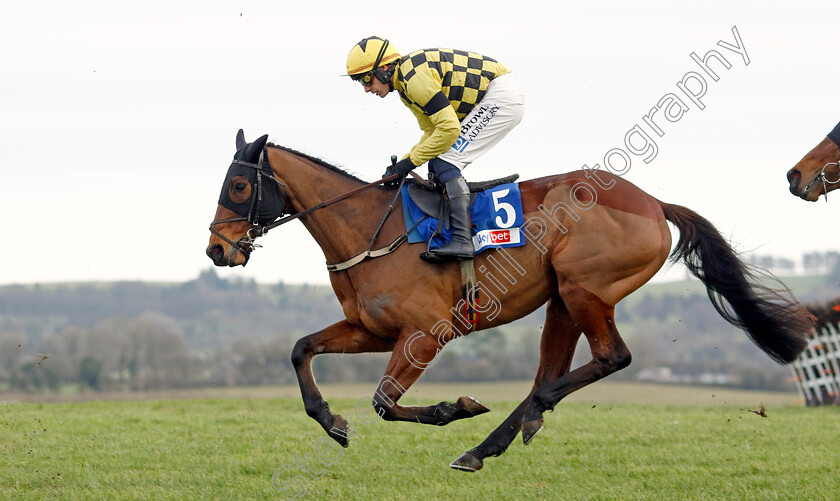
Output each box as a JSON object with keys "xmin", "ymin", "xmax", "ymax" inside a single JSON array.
[
  {"xmin": 786, "ymin": 168, "xmax": 820, "ymax": 201},
  {"xmin": 206, "ymin": 243, "xmax": 250, "ymax": 267}
]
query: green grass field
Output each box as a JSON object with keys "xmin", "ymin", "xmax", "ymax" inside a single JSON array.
[{"xmin": 2, "ymin": 382, "xmax": 839, "ymax": 500}]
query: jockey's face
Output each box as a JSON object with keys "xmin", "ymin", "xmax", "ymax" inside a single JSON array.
[{"xmin": 363, "ymin": 71, "xmax": 391, "ymax": 98}]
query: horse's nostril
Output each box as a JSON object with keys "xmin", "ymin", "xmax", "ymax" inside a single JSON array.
[
  {"xmin": 206, "ymin": 244, "xmax": 223, "ymax": 261},
  {"xmin": 787, "ymin": 169, "xmax": 801, "ymax": 186}
]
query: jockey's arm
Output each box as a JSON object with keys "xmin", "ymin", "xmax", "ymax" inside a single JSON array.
[{"xmin": 406, "ymin": 99, "xmax": 459, "ymax": 166}]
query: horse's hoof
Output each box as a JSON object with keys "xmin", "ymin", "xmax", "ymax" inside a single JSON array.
[
  {"xmin": 521, "ymin": 417, "xmax": 544, "ymax": 445},
  {"xmin": 458, "ymin": 396, "xmax": 490, "ymax": 416},
  {"xmin": 328, "ymin": 414, "xmax": 350, "ymax": 448},
  {"xmin": 450, "ymin": 452, "xmax": 483, "ymax": 472}
]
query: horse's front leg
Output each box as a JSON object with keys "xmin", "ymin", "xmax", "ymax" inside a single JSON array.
[
  {"xmin": 291, "ymin": 320, "xmax": 394, "ymax": 447},
  {"xmin": 371, "ymin": 328, "xmax": 490, "ymax": 425}
]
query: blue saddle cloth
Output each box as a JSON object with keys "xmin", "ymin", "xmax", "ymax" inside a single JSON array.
[{"xmin": 401, "ymin": 182, "xmax": 526, "ymax": 253}]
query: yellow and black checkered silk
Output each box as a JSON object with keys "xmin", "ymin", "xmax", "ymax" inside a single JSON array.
[
  {"xmin": 396, "ymin": 48, "xmax": 509, "ymax": 120},
  {"xmin": 394, "ymin": 48, "xmax": 510, "ymax": 166}
]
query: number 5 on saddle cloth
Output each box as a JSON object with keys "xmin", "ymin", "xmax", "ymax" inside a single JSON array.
[{"xmin": 400, "ymin": 179, "xmax": 526, "ymax": 254}]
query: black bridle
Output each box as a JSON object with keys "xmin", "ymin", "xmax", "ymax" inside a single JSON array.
[
  {"xmin": 209, "ymin": 148, "xmax": 291, "ymax": 264},
  {"xmin": 209, "ymin": 147, "xmax": 405, "ymax": 266}
]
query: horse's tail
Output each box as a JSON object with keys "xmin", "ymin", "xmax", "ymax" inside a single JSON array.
[{"xmin": 660, "ymin": 202, "xmax": 814, "ymax": 364}]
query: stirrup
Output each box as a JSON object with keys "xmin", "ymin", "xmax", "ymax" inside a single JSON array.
[
  {"xmin": 420, "ymin": 250, "xmax": 473, "ymax": 263},
  {"xmin": 421, "ymin": 242, "xmax": 474, "ymax": 263},
  {"xmin": 420, "ymin": 250, "xmax": 448, "ymax": 263}
]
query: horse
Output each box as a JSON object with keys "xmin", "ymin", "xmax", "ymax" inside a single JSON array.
[
  {"xmin": 207, "ymin": 130, "xmax": 814, "ymax": 472},
  {"xmin": 787, "ymin": 120, "xmax": 840, "ymax": 201}
]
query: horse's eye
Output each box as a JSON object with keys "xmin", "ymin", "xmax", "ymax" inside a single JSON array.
[{"xmin": 229, "ymin": 176, "xmax": 252, "ymax": 204}]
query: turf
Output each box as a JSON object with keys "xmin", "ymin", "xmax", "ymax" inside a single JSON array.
[{"xmin": 2, "ymin": 383, "xmax": 838, "ymax": 500}]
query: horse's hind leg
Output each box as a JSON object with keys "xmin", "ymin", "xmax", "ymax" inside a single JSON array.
[
  {"xmin": 521, "ymin": 283, "xmax": 631, "ymax": 444},
  {"xmin": 369, "ymin": 327, "xmax": 490, "ymax": 426},
  {"xmin": 291, "ymin": 320, "xmax": 394, "ymax": 446},
  {"xmin": 451, "ymin": 296, "xmax": 581, "ymax": 471}
]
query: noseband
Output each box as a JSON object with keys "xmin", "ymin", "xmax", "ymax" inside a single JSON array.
[
  {"xmin": 208, "ymin": 218, "xmax": 264, "ymax": 265},
  {"xmin": 803, "ymin": 161, "xmax": 840, "ymax": 202}
]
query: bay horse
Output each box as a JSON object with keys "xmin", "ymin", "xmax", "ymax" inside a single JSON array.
[
  {"xmin": 787, "ymin": 120, "xmax": 840, "ymax": 201},
  {"xmin": 207, "ymin": 130, "xmax": 814, "ymax": 471}
]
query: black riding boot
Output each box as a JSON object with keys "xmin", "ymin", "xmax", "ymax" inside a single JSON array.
[{"xmin": 423, "ymin": 177, "xmax": 475, "ymax": 262}]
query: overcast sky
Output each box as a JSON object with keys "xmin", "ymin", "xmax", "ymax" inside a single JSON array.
[{"xmin": 2, "ymin": 0, "xmax": 838, "ymax": 286}]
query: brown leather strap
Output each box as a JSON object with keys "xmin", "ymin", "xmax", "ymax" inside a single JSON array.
[{"xmin": 260, "ymin": 173, "xmax": 402, "ymax": 233}]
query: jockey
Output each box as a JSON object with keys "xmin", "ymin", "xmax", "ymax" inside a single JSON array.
[{"xmin": 345, "ymin": 36, "xmax": 526, "ymax": 263}]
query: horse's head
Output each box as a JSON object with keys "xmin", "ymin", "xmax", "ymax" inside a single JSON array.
[
  {"xmin": 206, "ymin": 130, "xmax": 288, "ymax": 267},
  {"xmin": 787, "ymin": 121, "xmax": 840, "ymax": 202}
]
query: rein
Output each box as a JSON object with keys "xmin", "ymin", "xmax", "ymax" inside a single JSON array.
[
  {"xmin": 261, "ymin": 173, "xmax": 411, "ymax": 272},
  {"xmin": 257, "ymin": 173, "xmax": 402, "ymax": 235}
]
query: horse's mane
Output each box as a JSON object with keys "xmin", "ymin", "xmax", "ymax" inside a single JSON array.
[{"xmin": 267, "ymin": 143, "xmax": 369, "ymax": 185}]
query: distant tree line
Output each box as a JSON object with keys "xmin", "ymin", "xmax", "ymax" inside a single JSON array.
[
  {"xmin": 748, "ymin": 250, "xmax": 840, "ymax": 276},
  {"xmin": 1, "ymin": 253, "xmax": 837, "ymax": 394}
]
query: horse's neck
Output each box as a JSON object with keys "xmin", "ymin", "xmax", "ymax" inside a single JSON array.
[{"xmin": 269, "ymin": 149, "xmax": 386, "ymax": 262}]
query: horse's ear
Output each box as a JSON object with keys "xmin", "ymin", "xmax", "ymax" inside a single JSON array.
[
  {"xmin": 242, "ymin": 134, "xmax": 270, "ymax": 163},
  {"xmin": 254, "ymin": 134, "xmax": 269, "ymax": 151},
  {"xmin": 236, "ymin": 129, "xmax": 247, "ymax": 151}
]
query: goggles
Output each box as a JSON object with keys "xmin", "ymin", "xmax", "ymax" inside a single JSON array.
[{"xmin": 351, "ymin": 71, "xmax": 376, "ymax": 86}]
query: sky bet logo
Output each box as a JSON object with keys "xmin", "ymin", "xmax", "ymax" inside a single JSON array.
[
  {"xmin": 473, "ymin": 228, "xmax": 521, "ymax": 251},
  {"xmin": 482, "ymin": 230, "xmax": 512, "ymax": 244},
  {"xmin": 452, "ymin": 136, "xmax": 470, "ymax": 153}
]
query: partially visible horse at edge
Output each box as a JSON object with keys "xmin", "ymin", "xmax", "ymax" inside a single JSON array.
[
  {"xmin": 787, "ymin": 120, "xmax": 840, "ymax": 201},
  {"xmin": 207, "ymin": 130, "xmax": 814, "ymax": 471}
]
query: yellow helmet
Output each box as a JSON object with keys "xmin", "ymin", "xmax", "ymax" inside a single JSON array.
[{"xmin": 346, "ymin": 36, "xmax": 401, "ymax": 80}]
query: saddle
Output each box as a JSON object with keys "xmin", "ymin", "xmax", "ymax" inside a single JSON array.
[
  {"xmin": 406, "ymin": 174, "xmax": 520, "ymax": 223},
  {"xmin": 404, "ymin": 174, "xmax": 518, "ymax": 335}
]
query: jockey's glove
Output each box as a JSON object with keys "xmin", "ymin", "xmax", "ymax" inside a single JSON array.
[{"xmin": 383, "ymin": 157, "xmax": 416, "ymax": 186}]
